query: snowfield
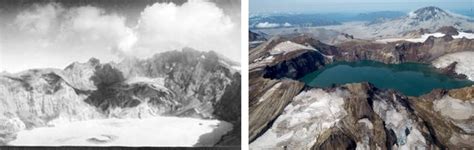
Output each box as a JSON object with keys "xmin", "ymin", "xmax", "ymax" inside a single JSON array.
[
  {"xmin": 270, "ymin": 41, "xmax": 317, "ymax": 55},
  {"xmin": 376, "ymin": 32, "xmax": 474, "ymax": 43},
  {"xmin": 432, "ymin": 51, "xmax": 474, "ymax": 81},
  {"xmin": 9, "ymin": 117, "xmax": 232, "ymax": 146},
  {"xmin": 250, "ymin": 89, "xmax": 347, "ymax": 149}
]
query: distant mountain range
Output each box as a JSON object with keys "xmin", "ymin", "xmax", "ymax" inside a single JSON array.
[
  {"xmin": 249, "ymin": 11, "xmax": 407, "ymax": 29},
  {"xmin": 327, "ymin": 6, "xmax": 474, "ymax": 39},
  {"xmin": 250, "ymin": 7, "xmax": 473, "ymax": 33}
]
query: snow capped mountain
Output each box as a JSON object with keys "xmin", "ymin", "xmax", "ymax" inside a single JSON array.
[
  {"xmin": 372, "ymin": 7, "xmax": 473, "ymax": 36},
  {"xmin": 409, "ymin": 6, "xmax": 452, "ymax": 21},
  {"xmin": 329, "ymin": 6, "xmax": 474, "ymax": 39}
]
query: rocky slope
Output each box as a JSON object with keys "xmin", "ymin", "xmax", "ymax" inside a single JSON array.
[
  {"xmin": 251, "ymin": 82, "xmax": 474, "ymax": 149},
  {"xmin": 0, "ymin": 48, "xmax": 241, "ymax": 146},
  {"xmin": 249, "ymin": 32, "xmax": 474, "ymax": 149}
]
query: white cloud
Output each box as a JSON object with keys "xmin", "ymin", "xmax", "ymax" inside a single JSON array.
[
  {"xmin": 122, "ymin": 0, "xmax": 239, "ymax": 61},
  {"xmin": 14, "ymin": 3, "xmax": 64, "ymax": 34},
  {"xmin": 255, "ymin": 22, "xmax": 280, "ymax": 28},
  {"xmin": 13, "ymin": 3, "xmax": 135, "ymax": 50},
  {"xmin": 283, "ymin": 22, "xmax": 292, "ymax": 27},
  {"xmin": 60, "ymin": 6, "xmax": 137, "ymax": 51},
  {"xmin": 6, "ymin": 3, "xmax": 133, "ymax": 72}
]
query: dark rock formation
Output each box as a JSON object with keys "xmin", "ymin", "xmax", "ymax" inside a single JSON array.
[
  {"xmin": 437, "ymin": 26, "xmax": 459, "ymax": 36},
  {"xmin": 249, "ymin": 31, "xmax": 266, "ymax": 42},
  {"xmin": 213, "ymin": 73, "xmax": 241, "ymax": 146},
  {"xmin": 263, "ymin": 50, "xmax": 327, "ymax": 79},
  {"xmin": 437, "ymin": 61, "xmax": 468, "ymax": 79}
]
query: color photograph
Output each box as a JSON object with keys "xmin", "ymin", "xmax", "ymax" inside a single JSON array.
[{"xmin": 249, "ymin": 0, "xmax": 474, "ymax": 149}]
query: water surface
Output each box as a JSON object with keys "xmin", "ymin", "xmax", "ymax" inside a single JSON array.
[{"xmin": 300, "ymin": 60, "xmax": 473, "ymax": 96}]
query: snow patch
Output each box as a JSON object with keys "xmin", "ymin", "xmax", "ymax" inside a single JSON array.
[
  {"xmin": 255, "ymin": 22, "xmax": 280, "ymax": 28},
  {"xmin": 399, "ymin": 128, "xmax": 427, "ymax": 150},
  {"xmin": 231, "ymin": 66, "xmax": 241, "ymax": 71},
  {"xmin": 358, "ymin": 118, "xmax": 374, "ymax": 130},
  {"xmin": 251, "ymin": 89, "xmax": 347, "ymax": 149},
  {"xmin": 376, "ymin": 32, "xmax": 445, "ymax": 43},
  {"xmin": 125, "ymin": 77, "xmax": 165, "ymax": 85},
  {"xmin": 432, "ymin": 51, "xmax": 474, "ymax": 81},
  {"xmin": 408, "ymin": 11, "xmax": 417, "ymax": 18},
  {"xmin": 453, "ymin": 32, "xmax": 474, "ymax": 39},
  {"xmin": 433, "ymin": 96, "xmax": 473, "ymax": 120},
  {"xmin": 270, "ymin": 41, "xmax": 317, "ymax": 55},
  {"xmin": 377, "ymin": 32, "xmax": 474, "ymax": 43},
  {"xmin": 9, "ymin": 117, "xmax": 232, "ymax": 146},
  {"xmin": 372, "ymin": 95, "xmax": 427, "ymax": 148}
]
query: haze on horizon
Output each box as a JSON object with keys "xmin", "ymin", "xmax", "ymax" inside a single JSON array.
[
  {"xmin": 250, "ymin": 0, "xmax": 474, "ymax": 15},
  {"xmin": 0, "ymin": 0, "xmax": 241, "ymax": 73}
]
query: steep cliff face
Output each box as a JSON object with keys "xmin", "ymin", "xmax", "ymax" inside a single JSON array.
[
  {"xmin": 112, "ymin": 49, "xmax": 239, "ymax": 118},
  {"xmin": 335, "ymin": 36, "xmax": 474, "ymax": 64},
  {"xmin": 0, "ymin": 49, "xmax": 241, "ymax": 145},
  {"xmin": 213, "ymin": 73, "xmax": 242, "ymax": 145},
  {"xmin": 0, "ymin": 70, "xmax": 104, "ymax": 144}
]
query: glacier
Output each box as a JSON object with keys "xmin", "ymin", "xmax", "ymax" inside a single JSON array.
[{"xmin": 9, "ymin": 116, "xmax": 232, "ymax": 146}]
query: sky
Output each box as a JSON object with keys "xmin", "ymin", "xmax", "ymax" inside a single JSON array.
[
  {"xmin": 250, "ymin": 0, "xmax": 474, "ymax": 14},
  {"xmin": 0, "ymin": 0, "xmax": 241, "ymax": 73}
]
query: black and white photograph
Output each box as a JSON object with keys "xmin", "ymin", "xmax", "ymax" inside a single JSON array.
[{"xmin": 0, "ymin": 0, "xmax": 241, "ymax": 148}]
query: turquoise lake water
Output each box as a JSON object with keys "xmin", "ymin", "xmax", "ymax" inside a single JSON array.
[{"xmin": 300, "ymin": 60, "xmax": 473, "ymax": 96}]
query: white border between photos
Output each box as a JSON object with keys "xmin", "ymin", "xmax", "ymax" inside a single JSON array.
[{"xmin": 241, "ymin": 0, "xmax": 249, "ymax": 149}]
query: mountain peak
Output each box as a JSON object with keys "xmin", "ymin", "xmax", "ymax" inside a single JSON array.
[
  {"xmin": 88, "ymin": 57, "xmax": 100, "ymax": 65},
  {"xmin": 410, "ymin": 6, "xmax": 451, "ymax": 21}
]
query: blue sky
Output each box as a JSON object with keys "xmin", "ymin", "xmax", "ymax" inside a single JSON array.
[{"xmin": 250, "ymin": 0, "xmax": 474, "ymax": 14}]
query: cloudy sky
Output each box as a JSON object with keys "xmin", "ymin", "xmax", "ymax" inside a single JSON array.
[
  {"xmin": 0, "ymin": 0, "xmax": 241, "ymax": 73},
  {"xmin": 250, "ymin": 0, "xmax": 473, "ymax": 14}
]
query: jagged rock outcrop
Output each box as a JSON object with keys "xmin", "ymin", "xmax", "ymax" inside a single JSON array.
[
  {"xmin": 262, "ymin": 50, "xmax": 328, "ymax": 79},
  {"xmin": 408, "ymin": 86, "xmax": 474, "ymax": 148},
  {"xmin": 0, "ymin": 69, "xmax": 104, "ymax": 144}
]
